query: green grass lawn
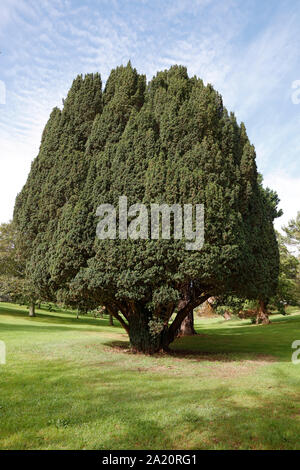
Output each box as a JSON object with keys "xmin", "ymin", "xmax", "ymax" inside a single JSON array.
[{"xmin": 1, "ymin": 302, "xmax": 300, "ymax": 450}]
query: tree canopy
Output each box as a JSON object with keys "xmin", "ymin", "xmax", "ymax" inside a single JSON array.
[{"xmin": 14, "ymin": 63, "xmax": 280, "ymax": 352}]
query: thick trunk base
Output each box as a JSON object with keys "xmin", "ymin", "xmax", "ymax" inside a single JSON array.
[
  {"xmin": 129, "ymin": 313, "xmax": 168, "ymax": 354},
  {"xmin": 29, "ymin": 303, "xmax": 36, "ymax": 317},
  {"xmin": 178, "ymin": 311, "xmax": 197, "ymax": 336},
  {"xmin": 223, "ymin": 311, "xmax": 232, "ymax": 321},
  {"xmin": 256, "ymin": 300, "xmax": 270, "ymax": 325}
]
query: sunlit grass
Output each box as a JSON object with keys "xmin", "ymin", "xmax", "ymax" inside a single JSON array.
[{"xmin": 1, "ymin": 302, "xmax": 300, "ymax": 449}]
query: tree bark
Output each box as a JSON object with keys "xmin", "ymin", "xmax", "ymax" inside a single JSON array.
[
  {"xmin": 109, "ymin": 293, "xmax": 211, "ymax": 354},
  {"xmin": 109, "ymin": 314, "xmax": 114, "ymax": 326},
  {"xmin": 128, "ymin": 312, "xmax": 167, "ymax": 354},
  {"xmin": 223, "ymin": 311, "xmax": 232, "ymax": 320},
  {"xmin": 256, "ymin": 300, "xmax": 270, "ymax": 325},
  {"xmin": 177, "ymin": 282, "xmax": 207, "ymax": 336},
  {"xmin": 167, "ymin": 292, "xmax": 210, "ymax": 345},
  {"xmin": 29, "ymin": 303, "xmax": 36, "ymax": 317},
  {"xmin": 107, "ymin": 305, "xmax": 129, "ymax": 334},
  {"xmin": 178, "ymin": 310, "xmax": 197, "ymax": 336}
]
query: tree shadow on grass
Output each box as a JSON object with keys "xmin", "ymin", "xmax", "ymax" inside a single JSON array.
[
  {"xmin": 196, "ymin": 312, "xmax": 300, "ymax": 336},
  {"xmin": 0, "ymin": 303, "xmax": 123, "ymax": 334},
  {"xmin": 104, "ymin": 313, "xmax": 300, "ymax": 363},
  {"xmin": 1, "ymin": 359, "xmax": 300, "ymax": 450},
  {"xmin": 0, "ymin": 303, "xmax": 122, "ymax": 329},
  {"xmin": 0, "ymin": 322, "xmax": 87, "ymax": 334},
  {"xmin": 103, "ymin": 339, "xmax": 278, "ymax": 363}
]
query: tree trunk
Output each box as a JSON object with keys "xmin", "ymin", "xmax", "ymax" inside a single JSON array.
[
  {"xmin": 128, "ymin": 313, "xmax": 167, "ymax": 354},
  {"xmin": 223, "ymin": 311, "xmax": 232, "ymax": 320},
  {"xmin": 256, "ymin": 300, "xmax": 270, "ymax": 325},
  {"xmin": 124, "ymin": 294, "xmax": 211, "ymax": 354},
  {"xmin": 109, "ymin": 314, "xmax": 114, "ymax": 326},
  {"xmin": 178, "ymin": 310, "xmax": 197, "ymax": 336},
  {"xmin": 177, "ymin": 282, "xmax": 198, "ymax": 336},
  {"xmin": 29, "ymin": 303, "xmax": 36, "ymax": 317}
]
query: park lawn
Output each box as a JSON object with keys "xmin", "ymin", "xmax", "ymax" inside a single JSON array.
[{"xmin": 1, "ymin": 302, "xmax": 300, "ymax": 450}]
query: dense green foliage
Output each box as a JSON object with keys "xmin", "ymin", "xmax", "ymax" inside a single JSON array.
[{"xmin": 14, "ymin": 63, "xmax": 280, "ymax": 352}]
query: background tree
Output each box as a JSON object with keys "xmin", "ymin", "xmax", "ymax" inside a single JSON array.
[
  {"xmin": 281, "ymin": 213, "xmax": 300, "ymax": 311},
  {"xmin": 0, "ymin": 222, "xmax": 22, "ymax": 278},
  {"xmin": 271, "ymin": 231, "xmax": 300, "ymax": 313},
  {"xmin": 0, "ymin": 222, "xmax": 38, "ymax": 315},
  {"xmin": 14, "ymin": 64, "xmax": 280, "ymax": 352},
  {"xmin": 214, "ymin": 231, "xmax": 300, "ymax": 320},
  {"xmin": 283, "ymin": 212, "xmax": 300, "ymax": 249},
  {"xmin": 0, "ymin": 221, "xmax": 24, "ymax": 305}
]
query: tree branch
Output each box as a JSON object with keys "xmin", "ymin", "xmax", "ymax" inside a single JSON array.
[
  {"xmin": 167, "ymin": 293, "xmax": 211, "ymax": 344},
  {"xmin": 107, "ymin": 305, "xmax": 129, "ymax": 334}
]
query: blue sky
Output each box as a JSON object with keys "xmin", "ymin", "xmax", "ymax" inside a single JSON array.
[{"xmin": 0, "ymin": 0, "xmax": 299, "ymax": 229}]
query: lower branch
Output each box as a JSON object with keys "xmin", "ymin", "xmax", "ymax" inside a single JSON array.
[
  {"xmin": 166, "ymin": 293, "xmax": 211, "ymax": 346},
  {"xmin": 107, "ymin": 305, "xmax": 129, "ymax": 334}
]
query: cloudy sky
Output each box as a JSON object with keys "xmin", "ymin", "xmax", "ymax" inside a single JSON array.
[{"xmin": 0, "ymin": 0, "xmax": 299, "ymax": 230}]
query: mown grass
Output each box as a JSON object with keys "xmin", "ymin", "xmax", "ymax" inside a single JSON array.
[{"xmin": 1, "ymin": 302, "xmax": 300, "ymax": 450}]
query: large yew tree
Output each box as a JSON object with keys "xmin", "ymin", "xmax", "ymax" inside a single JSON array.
[{"xmin": 14, "ymin": 64, "xmax": 280, "ymax": 353}]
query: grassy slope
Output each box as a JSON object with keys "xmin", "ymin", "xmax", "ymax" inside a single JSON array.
[{"xmin": 1, "ymin": 302, "xmax": 300, "ymax": 450}]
